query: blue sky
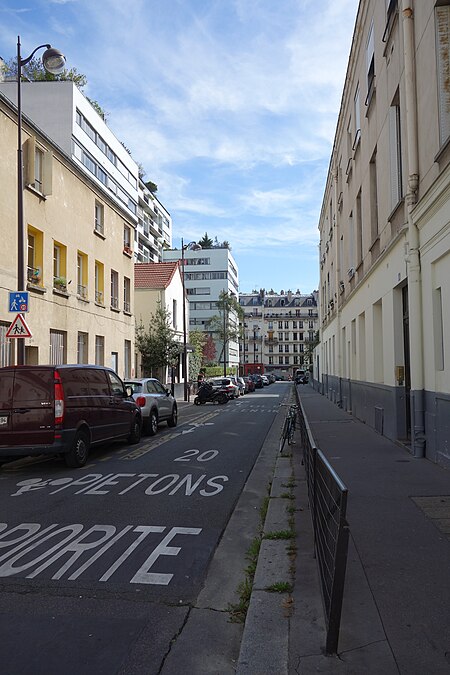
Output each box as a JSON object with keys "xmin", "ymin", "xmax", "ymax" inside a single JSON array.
[{"xmin": 1, "ymin": 0, "xmax": 359, "ymax": 294}]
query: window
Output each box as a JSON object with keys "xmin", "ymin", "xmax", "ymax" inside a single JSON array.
[
  {"xmin": 124, "ymin": 340, "xmax": 132, "ymax": 378},
  {"xmin": 284, "ymin": 345, "xmax": 289, "ymax": 353},
  {"xmin": 53, "ymin": 242, "xmax": 67, "ymax": 289},
  {"xmin": 34, "ymin": 147, "xmax": 43, "ymax": 191},
  {"xmin": 279, "ymin": 356, "xmax": 283, "ymax": 365},
  {"xmin": 123, "ymin": 224, "xmax": 132, "ymax": 254},
  {"xmin": 27, "ymin": 226, "xmax": 43, "ymax": 285},
  {"xmin": 25, "ymin": 137, "xmax": 52, "ymax": 195},
  {"xmin": 95, "ymin": 335, "xmax": 104, "ymax": 365},
  {"xmin": 370, "ymin": 149, "xmax": 379, "ymax": 240},
  {"xmin": 293, "ymin": 332, "xmax": 298, "ymax": 341},
  {"xmin": 279, "ymin": 345, "xmax": 283, "ymax": 353},
  {"xmin": 173, "ymin": 299, "xmax": 178, "ymax": 330},
  {"xmin": 95, "ymin": 202, "xmax": 104, "ymax": 235},
  {"xmin": 95, "ymin": 261, "xmax": 104, "ymax": 305},
  {"xmin": 49, "ymin": 330, "xmax": 66, "ymax": 365},
  {"xmin": 278, "ymin": 321, "xmax": 283, "ymax": 329},
  {"xmin": 123, "ymin": 276, "xmax": 131, "ymax": 313},
  {"xmin": 285, "ymin": 356, "xmax": 290, "ymax": 365},
  {"xmin": 366, "ymin": 20, "xmax": 375, "ymax": 105},
  {"xmin": 278, "ymin": 332, "xmax": 283, "ymax": 341},
  {"xmin": 353, "ymin": 84, "xmax": 361, "ymax": 147},
  {"xmin": 111, "ymin": 270, "xmax": 119, "ymax": 309},
  {"xmin": 0, "ymin": 323, "xmax": 13, "ymax": 367},
  {"xmin": 292, "ymin": 321, "xmax": 297, "ymax": 329},
  {"xmin": 77, "ymin": 332, "xmax": 88, "ymax": 364},
  {"xmin": 77, "ymin": 251, "xmax": 88, "ymax": 299},
  {"xmin": 284, "ymin": 321, "xmax": 289, "ymax": 329},
  {"xmin": 389, "ymin": 99, "xmax": 403, "ymax": 208},
  {"xmin": 436, "ymin": 6, "xmax": 450, "ymax": 145}
]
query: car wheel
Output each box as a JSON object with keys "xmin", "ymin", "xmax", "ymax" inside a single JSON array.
[
  {"xmin": 65, "ymin": 429, "xmax": 90, "ymax": 468},
  {"xmin": 167, "ymin": 405, "xmax": 178, "ymax": 427},
  {"xmin": 218, "ymin": 392, "xmax": 228, "ymax": 404},
  {"xmin": 194, "ymin": 397, "xmax": 200, "ymax": 405},
  {"xmin": 128, "ymin": 416, "xmax": 142, "ymax": 444},
  {"xmin": 145, "ymin": 409, "xmax": 158, "ymax": 436}
]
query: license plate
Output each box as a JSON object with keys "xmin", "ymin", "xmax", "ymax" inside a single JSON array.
[{"xmin": 0, "ymin": 416, "xmax": 7, "ymax": 426}]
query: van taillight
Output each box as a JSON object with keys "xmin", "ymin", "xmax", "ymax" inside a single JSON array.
[
  {"xmin": 54, "ymin": 371, "xmax": 65, "ymax": 424},
  {"xmin": 136, "ymin": 396, "xmax": 146, "ymax": 408}
]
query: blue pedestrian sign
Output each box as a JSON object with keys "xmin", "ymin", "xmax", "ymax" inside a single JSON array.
[{"xmin": 9, "ymin": 292, "xmax": 29, "ymax": 313}]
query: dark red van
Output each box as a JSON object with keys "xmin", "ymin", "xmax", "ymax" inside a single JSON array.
[{"xmin": 0, "ymin": 365, "xmax": 142, "ymax": 468}]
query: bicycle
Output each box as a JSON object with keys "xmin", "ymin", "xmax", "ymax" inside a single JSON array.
[{"xmin": 279, "ymin": 404, "xmax": 298, "ymax": 453}]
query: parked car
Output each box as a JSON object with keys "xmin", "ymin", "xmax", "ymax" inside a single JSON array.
[
  {"xmin": 208, "ymin": 377, "xmax": 239, "ymax": 399},
  {"xmin": 261, "ymin": 375, "xmax": 269, "ymax": 386},
  {"xmin": 243, "ymin": 376, "xmax": 255, "ymax": 393},
  {"xmin": 295, "ymin": 369, "xmax": 308, "ymax": 384},
  {"xmin": 124, "ymin": 378, "xmax": 177, "ymax": 435},
  {"xmin": 229, "ymin": 375, "xmax": 244, "ymax": 396},
  {"xmin": 267, "ymin": 373, "xmax": 276, "ymax": 384},
  {"xmin": 249, "ymin": 374, "xmax": 263, "ymax": 389},
  {"xmin": 0, "ymin": 364, "xmax": 142, "ymax": 468}
]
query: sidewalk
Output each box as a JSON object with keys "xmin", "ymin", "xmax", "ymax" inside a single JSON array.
[{"xmin": 238, "ymin": 385, "xmax": 450, "ymax": 674}]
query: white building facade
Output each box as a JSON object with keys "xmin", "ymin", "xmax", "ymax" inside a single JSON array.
[
  {"xmin": 136, "ymin": 181, "xmax": 172, "ymax": 263},
  {"xmin": 239, "ymin": 290, "xmax": 318, "ymax": 378},
  {"xmin": 317, "ymin": 0, "xmax": 450, "ymax": 466},
  {"xmin": 163, "ymin": 246, "xmax": 240, "ymax": 371}
]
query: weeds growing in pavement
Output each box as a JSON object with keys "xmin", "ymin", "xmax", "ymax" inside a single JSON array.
[
  {"xmin": 266, "ymin": 582, "xmax": 294, "ymax": 594},
  {"xmin": 264, "ymin": 529, "xmax": 295, "ymax": 540}
]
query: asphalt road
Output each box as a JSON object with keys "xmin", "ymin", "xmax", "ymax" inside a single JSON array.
[{"xmin": 0, "ymin": 383, "xmax": 287, "ymax": 674}]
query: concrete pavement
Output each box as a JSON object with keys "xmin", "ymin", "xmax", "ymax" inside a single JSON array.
[{"xmin": 237, "ymin": 385, "xmax": 450, "ymax": 675}]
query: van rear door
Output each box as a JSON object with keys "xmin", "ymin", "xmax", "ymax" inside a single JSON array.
[{"xmin": 9, "ymin": 368, "xmax": 55, "ymax": 446}]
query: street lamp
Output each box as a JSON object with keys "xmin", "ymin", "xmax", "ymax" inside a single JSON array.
[{"xmin": 16, "ymin": 35, "xmax": 66, "ymax": 365}]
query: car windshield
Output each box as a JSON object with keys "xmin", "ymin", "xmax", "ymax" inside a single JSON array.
[{"xmin": 125, "ymin": 382, "xmax": 142, "ymax": 393}]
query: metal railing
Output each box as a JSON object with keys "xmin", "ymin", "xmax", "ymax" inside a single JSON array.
[{"xmin": 296, "ymin": 393, "xmax": 349, "ymax": 654}]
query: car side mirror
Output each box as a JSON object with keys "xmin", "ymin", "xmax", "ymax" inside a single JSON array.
[{"xmin": 125, "ymin": 385, "xmax": 133, "ymax": 398}]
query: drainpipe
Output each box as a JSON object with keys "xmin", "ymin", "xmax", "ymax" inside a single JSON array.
[{"xmin": 401, "ymin": 1, "xmax": 425, "ymax": 457}]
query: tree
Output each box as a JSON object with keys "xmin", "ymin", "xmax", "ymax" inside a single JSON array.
[
  {"xmin": 144, "ymin": 180, "xmax": 158, "ymax": 193},
  {"xmin": 198, "ymin": 232, "xmax": 213, "ymax": 248},
  {"xmin": 188, "ymin": 330, "xmax": 206, "ymax": 382},
  {"xmin": 222, "ymin": 240, "xmax": 231, "ymax": 250},
  {"xmin": 136, "ymin": 303, "xmax": 180, "ymax": 378},
  {"xmin": 305, "ymin": 330, "xmax": 320, "ymax": 369},
  {"xmin": 202, "ymin": 335, "xmax": 217, "ymax": 365},
  {"xmin": 207, "ymin": 291, "xmax": 244, "ymax": 375},
  {"xmin": 1, "ymin": 56, "xmax": 107, "ymax": 120}
]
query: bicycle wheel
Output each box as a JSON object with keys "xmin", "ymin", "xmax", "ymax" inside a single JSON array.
[
  {"xmin": 287, "ymin": 413, "xmax": 296, "ymax": 444},
  {"xmin": 279, "ymin": 417, "xmax": 289, "ymax": 453}
]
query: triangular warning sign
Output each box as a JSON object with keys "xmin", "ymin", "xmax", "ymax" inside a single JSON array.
[{"xmin": 6, "ymin": 314, "xmax": 32, "ymax": 339}]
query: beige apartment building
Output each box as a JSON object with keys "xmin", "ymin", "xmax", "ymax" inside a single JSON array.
[
  {"xmin": 0, "ymin": 91, "xmax": 136, "ymax": 376},
  {"xmin": 317, "ymin": 0, "xmax": 450, "ymax": 466}
]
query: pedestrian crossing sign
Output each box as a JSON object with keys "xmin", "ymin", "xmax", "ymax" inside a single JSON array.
[{"xmin": 6, "ymin": 314, "xmax": 32, "ymax": 339}]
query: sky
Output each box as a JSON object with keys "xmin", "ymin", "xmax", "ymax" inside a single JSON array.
[{"xmin": 1, "ymin": 0, "xmax": 359, "ymax": 294}]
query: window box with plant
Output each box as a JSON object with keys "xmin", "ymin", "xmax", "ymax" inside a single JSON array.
[{"xmin": 53, "ymin": 276, "xmax": 67, "ymax": 292}]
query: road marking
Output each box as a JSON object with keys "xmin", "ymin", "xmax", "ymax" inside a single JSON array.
[
  {"xmin": 0, "ymin": 522, "xmax": 201, "ymax": 585},
  {"xmin": 10, "ymin": 472, "xmax": 229, "ymax": 498}
]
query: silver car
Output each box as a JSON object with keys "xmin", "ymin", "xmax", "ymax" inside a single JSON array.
[{"xmin": 124, "ymin": 378, "xmax": 177, "ymax": 435}]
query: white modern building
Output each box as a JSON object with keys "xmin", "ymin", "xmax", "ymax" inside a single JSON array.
[
  {"xmin": 0, "ymin": 80, "xmax": 139, "ymax": 225},
  {"xmin": 163, "ymin": 246, "xmax": 240, "ymax": 371},
  {"xmin": 136, "ymin": 181, "xmax": 172, "ymax": 263}
]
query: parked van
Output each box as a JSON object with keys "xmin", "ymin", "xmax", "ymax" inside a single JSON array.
[
  {"xmin": 0, "ymin": 365, "xmax": 142, "ymax": 468},
  {"xmin": 295, "ymin": 368, "xmax": 308, "ymax": 384}
]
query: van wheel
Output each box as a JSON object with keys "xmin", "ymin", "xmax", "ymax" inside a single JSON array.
[
  {"xmin": 65, "ymin": 430, "xmax": 89, "ymax": 468},
  {"xmin": 128, "ymin": 416, "xmax": 141, "ymax": 444},
  {"xmin": 145, "ymin": 409, "xmax": 158, "ymax": 436},
  {"xmin": 167, "ymin": 405, "xmax": 178, "ymax": 428}
]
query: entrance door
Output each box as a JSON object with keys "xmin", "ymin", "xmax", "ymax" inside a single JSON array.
[{"xmin": 402, "ymin": 285, "xmax": 411, "ymax": 440}]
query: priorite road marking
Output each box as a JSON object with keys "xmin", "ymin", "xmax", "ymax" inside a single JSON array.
[{"xmin": 0, "ymin": 522, "xmax": 201, "ymax": 584}]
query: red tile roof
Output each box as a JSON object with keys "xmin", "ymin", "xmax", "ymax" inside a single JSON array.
[{"xmin": 134, "ymin": 262, "xmax": 181, "ymax": 289}]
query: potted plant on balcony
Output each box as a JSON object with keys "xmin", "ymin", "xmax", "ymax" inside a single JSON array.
[
  {"xmin": 54, "ymin": 276, "xmax": 67, "ymax": 292},
  {"xmin": 123, "ymin": 244, "xmax": 133, "ymax": 256}
]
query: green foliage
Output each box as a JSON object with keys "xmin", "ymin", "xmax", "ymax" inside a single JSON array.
[
  {"xmin": 198, "ymin": 232, "xmax": 214, "ymax": 248},
  {"xmin": 136, "ymin": 303, "xmax": 180, "ymax": 377},
  {"xmin": 144, "ymin": 180, "xmax": 158, "ymax": 193},
  {"xmin": 188, "ymin": 330, "xmax": 206, "ymax": 381},
  {"xmin": 3, "ymin": 56, "xmax": 107, "ymax": 119},
  {"xmin": 207, "ymin": 291, "xmax": 244, "ymax": 364}
]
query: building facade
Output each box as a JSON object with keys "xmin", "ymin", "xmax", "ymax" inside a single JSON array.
[
  {"xmin": 0, "ymin": 91, "xmax": 135, "ymax": 376},
  {"xmin": 317, "ymin": 0, "xmax": 450, "ymax": 466},
  {"xmin": 136, "ymin": 181, "xmax": 172, "ymax": 263},
  {"xmin": 163, "ymin": 246, "xmax": 240, "ymax": 371},
  {"xmin": 239, "ymin": 290, "xmax": 319, "ymax": 378},
  {"xmin": 134, "ymin": 262, "xmax": 187, "ymax": 387}
]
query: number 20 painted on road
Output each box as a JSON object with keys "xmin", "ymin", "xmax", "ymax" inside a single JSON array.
[{"xmin": 174, "ymin": 449, "xmax": 219, "ymax": 462}]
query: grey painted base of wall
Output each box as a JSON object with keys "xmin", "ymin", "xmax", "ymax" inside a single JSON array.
[{"xmin": 314, "ymin": 376, "xmax": 450, "ymax": 468}]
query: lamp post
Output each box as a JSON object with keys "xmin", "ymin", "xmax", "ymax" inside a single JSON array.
[{"xmin": 16, "ymin": 35, "xmax": 66, "ymax": 365}]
